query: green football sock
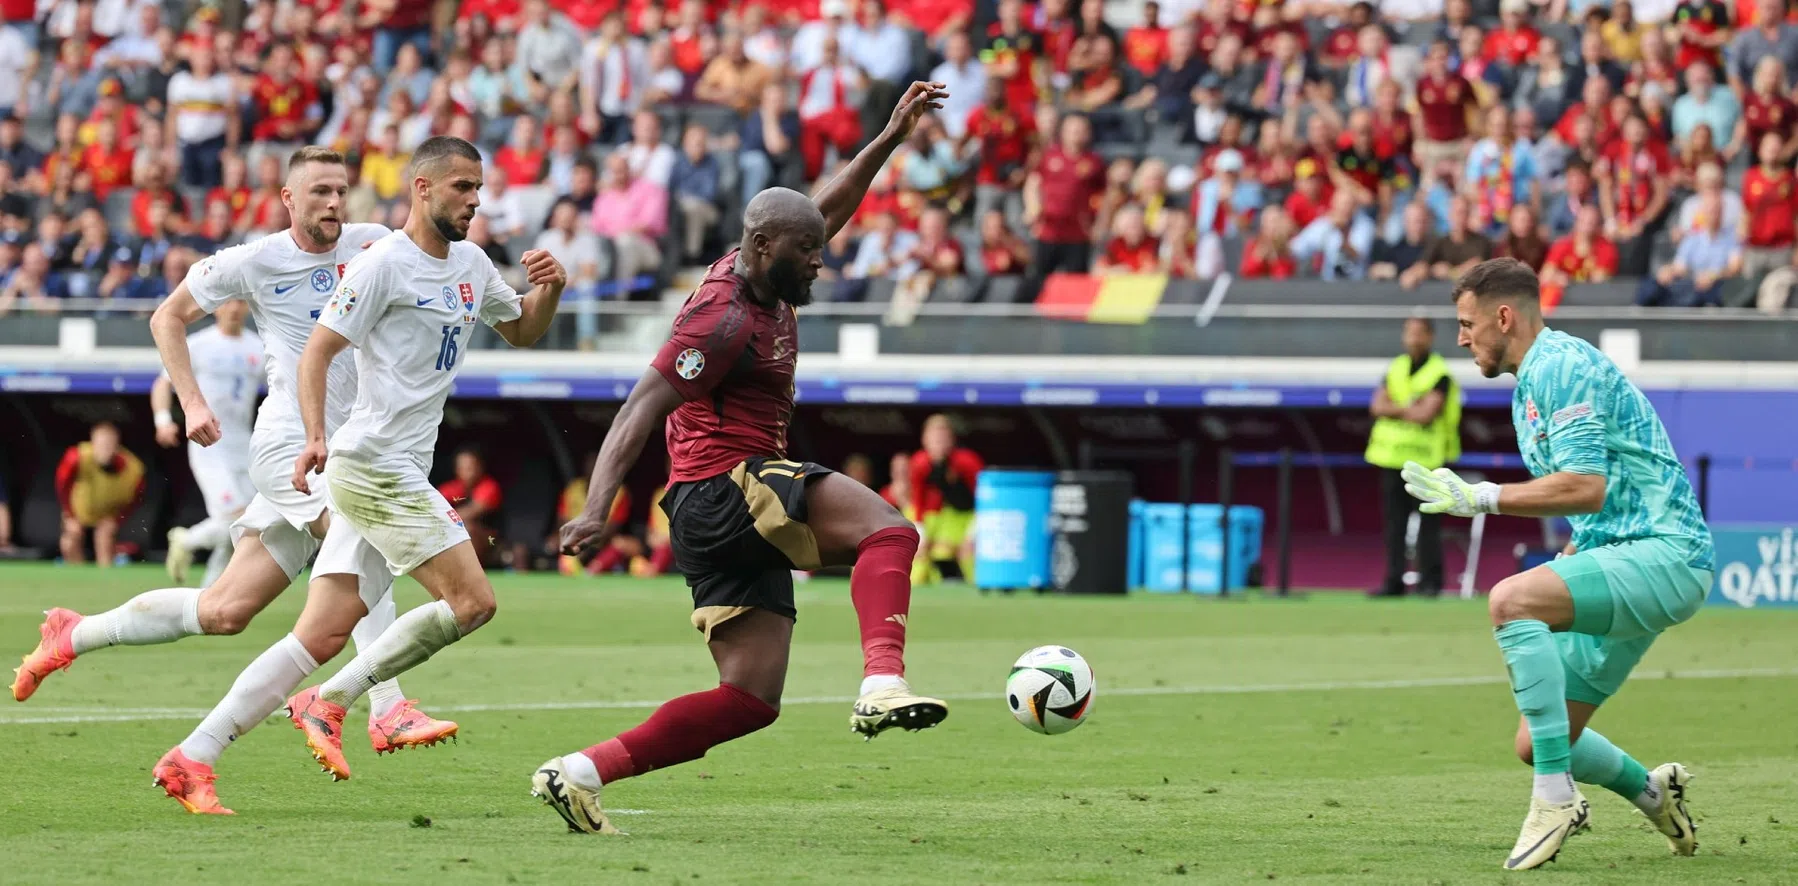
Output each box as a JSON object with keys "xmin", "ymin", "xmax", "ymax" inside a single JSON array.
[
  {"xmin": 1495, "ymin": 619, "xmax": 1570, "ymax": 775},
  {"xmin": 1571, "ymin": 728, "xmax": 1650, "ymax": 799}
]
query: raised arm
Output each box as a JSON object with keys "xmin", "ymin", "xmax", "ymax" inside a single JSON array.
[
  {"xmin": 814, "ymin": 81, "xmax": 948, "ymax": 240},
  {"xmin": 492, "ymin": 250, "xmax": 568, "ymax": 347},
  {"xmin": 559, "ymin": 369, "xmax": 687, "ymax": 554},
  {"xmin": 290, "ymin": 325, "xmax": 354, "ymax": 495},
  {"xmin": 148, "ymin": 284, "xmax": 220, "ymax": 445}
]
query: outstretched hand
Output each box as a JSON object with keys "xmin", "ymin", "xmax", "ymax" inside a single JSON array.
[{"xmin": 884, "ymin": 81, "xmax": 949, "ymax": 142}]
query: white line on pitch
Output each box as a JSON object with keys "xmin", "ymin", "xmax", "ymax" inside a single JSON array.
[{"xmin": 4, "ymin": 667, "xmax": 1795, "ymax": 726}]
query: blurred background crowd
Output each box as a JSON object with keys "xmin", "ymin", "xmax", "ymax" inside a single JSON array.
[{"xmin": 5, "ymin": 0, "xmax": 1798, "ymax": 327}]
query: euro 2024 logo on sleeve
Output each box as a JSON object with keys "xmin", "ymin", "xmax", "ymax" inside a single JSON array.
[{"xmin": 1711, "ymin": 526, "xmax": 1798, "ymax": 609}]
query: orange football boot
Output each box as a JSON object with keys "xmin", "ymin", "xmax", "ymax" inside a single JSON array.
[
  {"xmin": 11, "ymin": 608, "xmax": 82, "ymax": 702},
  {"xmin": 368, "ymin": 699, "xmax": 459, "ymax": 754},
  {"xmin": 152, "ymin": 747, "xmax": 234, "ymax": 815},
  {"xmin": 286, "ymin": 686, "xmax": 352, "ymax": 781}
]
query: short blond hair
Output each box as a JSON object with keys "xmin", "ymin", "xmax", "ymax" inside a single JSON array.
[{"xmin": 287, "ymin": 146, "xmax": 345, "ymax": 178}]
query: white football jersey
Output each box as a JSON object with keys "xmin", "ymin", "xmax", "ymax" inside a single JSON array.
[
  {"xmin": 184, "ymin": 223, "xmax": 392, "ymax": 445},
  {"xmin": 319, "ymin": 231, "xmax": 523, "ymax": 461},
  {"xmin": 178, "ymin": 324, "xmax": 265, "ymax": 442}
]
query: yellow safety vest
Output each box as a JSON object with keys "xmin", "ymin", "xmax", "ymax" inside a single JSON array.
[{"xmin": 1365, "ymin": 352, "xmax": 1462, "ymax": 470}]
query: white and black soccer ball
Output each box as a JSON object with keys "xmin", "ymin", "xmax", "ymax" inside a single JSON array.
[{"xmin": 1006, "ymin": 645, "xmax": 1094, "ymax": 735}]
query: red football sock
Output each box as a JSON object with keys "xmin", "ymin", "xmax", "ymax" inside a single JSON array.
[
  {"xmin": 648, "ymin": 543, "xmax": 675, "ymax": 575},
  {"xmin": 851, "ymin": 526, "xmax": 918, "ymax": 678},
  {"xmin": 588, "ymin": 544, "xmax": 627, "ymax": 574},
  {"xmin": 582, "ymin": 683, "xmax": 777, "ymax": 783}
]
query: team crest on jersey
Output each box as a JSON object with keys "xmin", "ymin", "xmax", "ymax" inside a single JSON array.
[
  {"xmin": 674, "ymin": 348, "xmax": 706, "ymax": 380},
  {"xmin": 441, "ymin": 285, "xmax": 457, "ymax": 310},
  {"xmin": 459, "ymin": 282, "xmax": 475, "ymax": 316},
  {"xmin": 310, "ymin": 267, "xmax": 334, "ymax": 292},
  {"xmin": 1525, "ymin": 397, "xmax": 1545, "ymax": 440},
  {"xmin": 447, "ymin": 508, "xmax": 464, "ymax": 528}
]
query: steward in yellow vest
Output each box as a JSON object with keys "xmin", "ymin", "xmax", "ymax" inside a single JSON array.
[{"xmin": 1366, "ymin": 318, "xmax": 1461, "ymax": 597}]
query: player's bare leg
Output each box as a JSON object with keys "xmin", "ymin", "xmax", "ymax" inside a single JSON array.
[
  {"xmin": 535, "ymin": 609, "xmax": 789, "ymax": 834},
  {"xmin": 806, "ymin": 472, "xmax": 947, "ymax": 739},
  {"xmin": 1516, "ymin": 703, "xmax": 1696, "ymax": 856},
  {"xmin": 286, "ymin": 541, "xmax": 490, "ymax": 781}
]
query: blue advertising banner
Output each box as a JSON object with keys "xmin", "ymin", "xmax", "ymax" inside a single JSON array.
[{"xmin": 1709, "ymin": 525, "xmax": 1798, "ymax": 609}]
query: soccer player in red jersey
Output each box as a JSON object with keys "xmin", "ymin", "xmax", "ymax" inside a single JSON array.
[{"xmin": 536, "ymin": 82, "xmax": 952, "ymax": 835}]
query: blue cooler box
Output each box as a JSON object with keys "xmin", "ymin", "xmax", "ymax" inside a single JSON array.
[
  {"xmin": 974, "ymin": 470, "xmax": 1055, "ymax": 589},
  {"xmin": 1185, "ymin": 505, "xmax": 1264, "ymax": 594},
  {"xmin": 1138, "ymin": 503, "xmax": 1190, "ymax": 592},
  {"xmin": 1127, "ymin": 500, "xmax": 1146, "ymax": 589}
]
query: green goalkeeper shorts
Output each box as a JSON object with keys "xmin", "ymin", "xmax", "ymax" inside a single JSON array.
[{"xmin": 1546, "ymin": 537, "xmax": 1712, "ymax": 705}]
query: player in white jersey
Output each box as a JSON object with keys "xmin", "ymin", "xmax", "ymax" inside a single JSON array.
[
  {"xmin": 275, "ymin": 136, "xmax": 565, "ymax": 788},
  {"xmin": 155, "ymin": 299, "xmax": 263, "ymax": 588},
  {"xmin": 7, "ymin": 147, "xmax": 455, "ymax": 815}
]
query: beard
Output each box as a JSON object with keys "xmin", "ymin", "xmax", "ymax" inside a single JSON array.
[
  {"xmin": 769, "ymin": 256, "xmax": 813, "ymax": 307},
  {"xmin": 301, "ymin": 217, "xmax": 339, "ymax": 248},
  {"xmin": 431, "ymin": 207, "xmax": 467, "ymax": 243}
]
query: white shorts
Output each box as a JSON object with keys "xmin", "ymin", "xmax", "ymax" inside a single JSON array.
[
  {"xmin": 247, "ymin": 430, "xmax": 329, "ymax": 531},
  {"xmin": 189, "ymin": 440, "xmax": 253, "ymax": 519},
  {"xmin": 315, "ymin": 452, "xmax": 469, "ymax": 580}
]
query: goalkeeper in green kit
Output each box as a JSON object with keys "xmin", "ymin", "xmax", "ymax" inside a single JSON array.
[{"xmin": 1405, "ymin": 258, "xmax": 1713, "ymax": 871}]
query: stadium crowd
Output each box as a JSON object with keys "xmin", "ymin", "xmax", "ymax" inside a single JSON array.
[{"xmin": 4, "ymin": 0, "xmax": 1798, "ymax": 325}]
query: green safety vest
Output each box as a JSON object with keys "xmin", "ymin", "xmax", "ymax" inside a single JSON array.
[{"xmin": 1364, "ymin": 352, "xmax": 1462, "ymax": 470}]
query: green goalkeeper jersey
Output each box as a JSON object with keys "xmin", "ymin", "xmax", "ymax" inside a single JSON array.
[{"xmin": 1512, "ymin": 329, "xmax": 1714, "ymax": 571}]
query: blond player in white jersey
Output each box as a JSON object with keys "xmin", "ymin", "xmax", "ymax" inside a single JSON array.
[
  {"xmin": 8, "ymin": 147, "xmax": 456, "ymax": 815},
  {"xmin": 272, "ymin": 136, "xmax": 565, "ymax": 790},
  {"xmin": 155, "ymin": 299, "xmax": 263, "ymax": 588}
]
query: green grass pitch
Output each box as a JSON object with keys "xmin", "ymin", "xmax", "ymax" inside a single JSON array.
[{"xmin": 3, "ymin": 563, "xmax": 1797, "ymax": 885}]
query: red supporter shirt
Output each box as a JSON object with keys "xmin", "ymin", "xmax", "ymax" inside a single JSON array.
[
  {"xmin": 130, "ymin": 188, "xmax": 188, "ymax": 236},
  {"xmin": 1103, "ymin": 235, "xmax": 1161, "ymax": 271},
  {"xmin": 439, "ymin": 475, "xmax": 504, "ymax": 515},
  {"xmin": 965, "ymin": 105, "xmax": 1032, "ymax": 185},
  {"xmin": 551, "ymin": 0, "xmax": 610, "ymax": 30},
  {"xmin": 908, "ymin": 448, "xmax": 984, "ymax": 516},
  {"xmin": 1481, "ymin": 26, "xmax": 1541, "ymax": 67},
  {"xmin": 460, "ymin": 0, "xmax": 522, "ymax": 26},
  {"xmin": 1602, "ymin": 140, "xmax": 1672, "ymax": 226},
  {"xmin": 80, "ymin": 144, "xmax": 135, "ymax": 200},
  {"xmin": 1321, "ymin": 26, "xmax": 1358, "ymax": 66},
  {"xmin": 1334, "ymin": 137, "xmax": 1391, "ymax": 195},
  {"xmin": 1742, "ymin": 167, "xmax": 1798, "ymax": 247},
  {"xmin": 1672, "ymin": 0, "xmax": 1731, "ymax": 70},
  {"xmin": 1415, "ymin": 72, "xmax": 1476, "ymax": 142},
  {"xmin": 1372, "ymin": 109, "xmax": 1415, "ymax": 160},
  {"xmin": 1239, "ymin": 238, "xmax": 1297, "ymax": 279},
  {"xmin": 1122, "ymin": 26, "xmax": 1169, "ymax": 75},
  {"xmin": 982, "ymin": 241, "xmax": 1027, "ymax": 275},
  {"xmin": 888, "ymin": 0, "xmax": 970, "ymax": 34},
  {"xmin": 206, "ymin": 186, "xmax": 252, "ymax": 223},
  {"xmin": 1741, "ymin": 91, "xmax": 1795, "ymax": 153},
  {"xmin": 1040, "ymin": 18, "xmax": 1077, "ymax": 74},
  {"xmin": 1283, "ymin": 184, "xmax": 1331, "ymax": 228},
  {"xmin": 251, "ymin": 76, "xmax": 316, "ymax": 141},
  {"xmin": 1543, "ymin": 236, "xmax": 1619, "ymax": 281},
  {"xmin": 1033, "ymin": 147, "xmax": 1106, "ymax": 244},
  {"xmin": 494, "ymin": 146, "xmax": 545, "ymax": 185},
  {"xmin": 651, "ymin": 250, "xmax": 799, "ymax": 485},
  {"xmin": 981, "ymin": 25, "xmax": 1043, "ymax": 111}
]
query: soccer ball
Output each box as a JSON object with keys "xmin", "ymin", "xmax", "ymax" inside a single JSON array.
[{"xmin": 1005, "ymin": 646, "xmax": 1095, "ymax": 735}]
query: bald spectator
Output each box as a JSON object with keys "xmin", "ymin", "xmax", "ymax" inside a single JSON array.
[
  {"xmin": 56, "ymin": 422, "xmax": 144, "ymax": 567},
  {"xmin": 1638, "ymin": 191, "xmax": 1742, "ymax": 306}
]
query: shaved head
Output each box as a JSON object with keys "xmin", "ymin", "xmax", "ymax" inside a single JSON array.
[
  {"xmin": 744, "ymin": 188, "xmax": 825, "ymax": 240},
  {"xmin": 739, "ymin": 188, "xmax": 826, "ymax": 307}
]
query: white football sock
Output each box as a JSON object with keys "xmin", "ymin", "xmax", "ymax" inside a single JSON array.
[
  {"xmin": 183, "ymin": 517, "xmax": 231, "ymax": 550},
  {"xmin": 70, "ymin": 587, "xmax": 203, "ymax": 653},
  {"xmin": 319, "ymin": 600, "xmax": 460, "ymax": 709},
  {"xmin": 859, "ymin": 675, "xmax": 905, "ymax": 696},
  {"xmin": 1533, "ymin": 771, "xmax": 1577, "ymax": 804},
  {"xmin": 1633, "ymin": 772, "xmax": 1665, "ymax": 816},
  {"xmin": 200, "ymin": 545, "xmax": 230, "ymax": 589},
  {"xmin": 179, "ymin": 633, "xmax": 319, "ymax": 766},
  {"xmin": 350, "ymin": 592, "xmax": 408, "ymax": 720},
  {"xmin": 561, "ymin": 752, "xmax": 603, "ymax": 791}
]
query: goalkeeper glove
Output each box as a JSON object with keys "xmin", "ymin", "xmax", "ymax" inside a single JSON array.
[{"xmin": 1401, "ymin": 460, "xmax": 1501, "ymax": 517}]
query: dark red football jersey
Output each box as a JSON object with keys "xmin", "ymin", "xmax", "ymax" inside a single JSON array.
[{"xmin": 651, "ymin": 249, "xmax": 799, "ymax": 485}]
